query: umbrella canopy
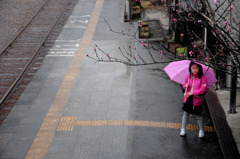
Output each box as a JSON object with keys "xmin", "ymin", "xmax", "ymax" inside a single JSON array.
[{"xmin": 164, "ymin": 60, "xmax": 217, "ymax": 88}]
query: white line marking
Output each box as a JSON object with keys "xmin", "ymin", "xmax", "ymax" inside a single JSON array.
[
  {"xmin": 49, "ymin": 49, "xmax": 77, "ymax": 51},
  {"xmin": 70, "ymin": 20, "xmax": 88, "ymax": 23},
  {"xmin": 70, "ymin": 15, "xmax": 91, "ymax": 18},
  {"xmin": 46, "ymin": 55, "xmax": 74, "ymax": 57},
  {"xmin": 63, "ymin": 25, "xmax": 86, "ymax": 29},
  {"xmin": 55, "ymin": 44, "xmax": 79, "ymax": 47}
]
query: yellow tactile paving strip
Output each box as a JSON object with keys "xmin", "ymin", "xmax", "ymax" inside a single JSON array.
[
  {"xmin": 25, "ymin": 0, "xmax": 105, "ymax": 158},
  {"xmin": 57, "ymin": 116, "xmax": 77, "ymax": 132},
  {"xmin": 57, "ymin": 116, "xmax": 215, "ymax": 132}
]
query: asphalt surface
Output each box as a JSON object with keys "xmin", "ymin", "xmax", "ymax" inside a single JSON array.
[{"xmin": 0, "ymin": 0, "xmax": 223, "ymax": 158}]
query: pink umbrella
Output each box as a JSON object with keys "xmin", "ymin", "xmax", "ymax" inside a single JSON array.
[{"xmin": 164, "ymin": 60, "xmax": 217, "ymax": 88}]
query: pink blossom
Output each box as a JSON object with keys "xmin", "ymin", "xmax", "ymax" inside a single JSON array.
[
  {"xmin": 158, "ymin": 50, "xmax": 163, "ymax": 55},
  {"xmin": 214, "ymin": 0, "xmax": 217, "ymax": 5},
  {"xmin": 198, "ymin": 20, "xmax": 202, "ymax": 23},
  {"xmin": 194, "ymin": 45, "xmax": 196, "ymax": 48},
  {"xmin": 172, "ymin": 18, "xmax": 177, "ymax": 22},
  {"xmin": 225, "ymin": 21, "xmax": 229, "ymax": 25},
  {"xmin": 189, "ymin": 51, "xmax": 194, "ymax": 56},
  {"xmin": 107, "ymin": 54, "xmax": 110, "ymax": 57},
  {"xmin": 231, "ymin": 6, "xmax": 234, "ymax": 10},
  {"xmin": 138, "ymin": 20, "xmax": 142, "ymax": 27}
]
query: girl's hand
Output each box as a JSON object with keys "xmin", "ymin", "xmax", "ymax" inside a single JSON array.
[
  {"xmin": 185, "ymin": 84, "xmax": 189, "ymax": 88},
  {"xmin": 188, "ymin": 92, "xmax": 193, "ymax": 96}
]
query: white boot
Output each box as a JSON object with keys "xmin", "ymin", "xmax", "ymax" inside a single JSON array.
[
  {"xmin": 196, "ymin": 115, "xmax": 204, "ymax": 138},
  {"xmin": 198, "ymin": 130, "xmax": 205, "ymax": 138},
  {"xmin": 180, "ymin": 112, "xmax": 189, "ymax": 137},
  {"xmin": 180, "ymin": 129, "xmax": 186, "ymax": 137}
]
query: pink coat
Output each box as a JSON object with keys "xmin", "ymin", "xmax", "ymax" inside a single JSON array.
[{"xmin": 182, "ymin": 74, "xmax": 208, "ymax": 107}]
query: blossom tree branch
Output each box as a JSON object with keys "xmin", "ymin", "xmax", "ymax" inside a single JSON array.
[{"xmin": 87, "ymin": 0, "xmax": 240, "ymax": 78}]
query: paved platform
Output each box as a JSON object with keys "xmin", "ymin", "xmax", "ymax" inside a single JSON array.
[{"xmin": 0, "ymin": 0, "xmax": 223, "ymax": 158}]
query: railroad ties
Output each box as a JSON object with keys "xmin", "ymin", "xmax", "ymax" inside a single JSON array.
[{"xmin": 0, "ymin": 0, "xmax": 79, "ymax": 125}]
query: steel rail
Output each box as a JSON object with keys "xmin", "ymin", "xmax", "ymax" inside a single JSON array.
[
  {"xmin": 0, "ymin": 0, "xmax": 72, "ymax": 107},
  {"xmin": 0, "ymin": 0, "xmax": 49, "ymax": 57}
]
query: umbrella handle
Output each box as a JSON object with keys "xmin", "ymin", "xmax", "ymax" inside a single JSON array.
[
  {"xmin": 184, "ymin": 77, "xmax": 190, "ymax": 97},
  {"xmin": 184, "ymin": 87, "xmax": 188, "ymax": 97}
]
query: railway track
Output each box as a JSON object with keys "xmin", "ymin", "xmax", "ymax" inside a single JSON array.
[{"xmin": 0, "ymin": 0, "xmax": 78, "ymax": 124}]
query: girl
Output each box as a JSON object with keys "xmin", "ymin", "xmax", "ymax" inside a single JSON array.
[{"xmin": 180, "ymin": 61, "xmax": 208, "ymax": 138}]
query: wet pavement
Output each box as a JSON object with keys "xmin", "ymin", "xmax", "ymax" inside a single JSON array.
[
  {"xmin": 0, "ymin": 0, "xmax": 223, "ymax": 158},
  {"xmin": 127, "ymin": 64, "xmax": 223, "ymax": 159}
]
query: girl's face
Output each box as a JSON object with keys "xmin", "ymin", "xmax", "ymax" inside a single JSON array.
[{"xmin": 191, "ymin": 64, "xmax": 199, "ymax": 75}]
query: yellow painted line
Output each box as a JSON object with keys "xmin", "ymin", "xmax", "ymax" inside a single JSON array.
[
  {"xmin": 25, "ymin": 0, "xmax": 105, "ymax": 158},
  {"xmin": 57, "ymin": 117, "xmax": 215, "ymax": 132}
]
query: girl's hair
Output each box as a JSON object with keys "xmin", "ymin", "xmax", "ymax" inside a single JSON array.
[{"xmin": 189, "ymin": 61, "xmax": 203, "ymax": 78}]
